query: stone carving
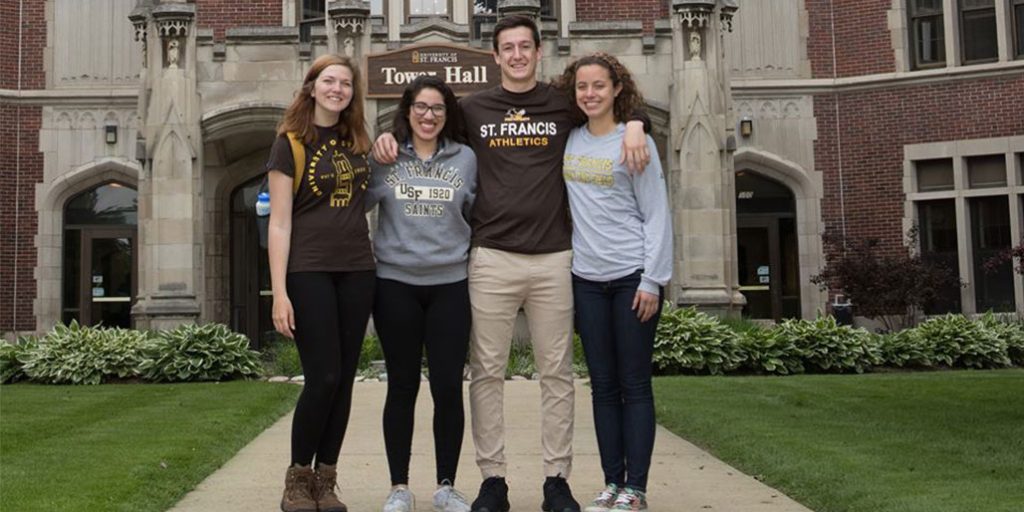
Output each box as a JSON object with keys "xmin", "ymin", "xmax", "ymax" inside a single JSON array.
[
  {"xmin": 343, "ymin": 37, "xmax": 355, "ymax": 57},
  {"xmin": 157, "ymin": 19, "xmax": 189, "ymax": 38},
  {"xmin": 678, "ymin": 10, "xmax": 710, "ymax": 29},
  {"xmin": 133, "ymin": 23, "xmax": 148, "ymax": 68},
  {"xmin": 167, "ymin": 39, "xmax": 180, "ymax": 68},
  {"xmin": 689, "ymin": 31, "xmax": 702, "ymax": 61},
  {"xmin": 333, "ymin": 17, "xmax": 366, "ymax": 34}
]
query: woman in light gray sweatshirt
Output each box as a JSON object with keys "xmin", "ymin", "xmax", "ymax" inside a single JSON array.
[
  {"xmin": 555, "ymin": 53, "xmax": 673, "ymax": 512},
  {"xmin": 365, "ymin": 75, "xmax": 477, "ymax": 512}
]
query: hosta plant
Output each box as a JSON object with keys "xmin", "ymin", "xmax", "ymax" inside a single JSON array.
[
  {"xmin": 653, "ymin": 305, "xmax": 744, "ymax": 375},
  {"xmin": 737, "ymin": 328, "xmax": 804, "ymax": 375},
  {"xmin": 776, "ymin": 316, "xmax": 880, "ymax": 373},
  {"xmin": 912, "ymin": 314, "xmax": 1010, "ymax": 369},
  {"xmin": 0, "ymin": 337, "xmax": 38, "ymax": 384},
  {"xmin": 139, "ymin": 323, "xmax": 262, "ymax": 382},
  {"xmin": 20, "ymin": 321, "xmax": 146, "ymax": 385}
]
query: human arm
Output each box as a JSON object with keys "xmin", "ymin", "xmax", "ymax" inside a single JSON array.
[
  {"xmin": 267, "ymin": 169, "xmax": 296, "ymax": 339},
  {"xmin": 371, "ymin": 132, "xmax": 399, "ymax": 164},
  {"xmin": 620, "ymin": 109, "xmax": 652, "ymax": 174},
  {"xmin": 364, "ymin": 158, "xmax": 386, "ymax": 211},
  {"xmin": 631, "ymin": 136, "xmax": 673, "ymax": 322}
]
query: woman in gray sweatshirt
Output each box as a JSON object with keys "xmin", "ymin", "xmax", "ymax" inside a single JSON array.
[
  {"xmin": 366, "ymin": 76, "xmax": 477, "ymax": 512},
  {"xmin": 556, "ymin": 54, "xmax": 673, "ymax": 512}
]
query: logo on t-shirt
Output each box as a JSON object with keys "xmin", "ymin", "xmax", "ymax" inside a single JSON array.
[
  {"xmin": 306, "ymin": 138, "xmax": 368, "ymax": 207},
  {"xmin": 478, "ymin": 107, "xmax": 557, "ymax": 149}
]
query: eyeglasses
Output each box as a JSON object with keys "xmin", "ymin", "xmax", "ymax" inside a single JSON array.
[{"xmin": 411, "ymin": 102, "xmax": 447, "ymax": 117}]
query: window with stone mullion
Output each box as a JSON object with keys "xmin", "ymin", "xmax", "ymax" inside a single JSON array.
[
  {"xmin": 1014, "ymin": 0, "xmax": 1024, "ymax": 58},
  {"xmin": 959, "ymin": 0, "xmax": 998, "ymax": 63},
  {"xmin": 910, "ymin": 0, "xmax": 946, "ymax": 69}
]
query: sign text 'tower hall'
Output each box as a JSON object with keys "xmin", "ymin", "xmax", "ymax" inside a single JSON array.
[{"xmin": 365, "ymin": 44, "xmax": 499, "ymax": 98}]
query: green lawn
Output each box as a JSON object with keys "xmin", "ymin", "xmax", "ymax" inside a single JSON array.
[
  {"xmin": 0, "ymin": 381, "xmax": 299, "ymax": 511},
  {"xmin": 653, "ymin": 370, "xmax": 1024, "ymax": 512}
]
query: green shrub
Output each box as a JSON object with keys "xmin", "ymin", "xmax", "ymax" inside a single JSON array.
[
  {"xmin": 653, "ymin": 305, "xmax": 744, "ymax": 375},
  {"xmin": 878, "ymin": 329, "xmax": 936, "ymax": 368},
  {"xmin": 505, "ymin": 341, "xmax": 537, "ymax": 378},
  {"xmin": 0, "ymin": 337, "xmax": 38, "ymax": 384},
  {"xmin": 138, "ymin": 323, "xmax": 263, "ymax": 382},
  {"xmin": 260, "ymin": 336, "xmax": 303, "ymax": 377},
  {"xmin": 572, "ymin": 333, "xmax": 589, "ymax": 378},
  {"xmin": 737, "ymin": 328, "xmax": 804, "ymax": 375},
  {"xmin": 912, "ymin": 314, "xmax": 1010, "ymax": 369},
  {"xmin": 20, "ymin": 321, "xmax": 147, "ymax": 385},
  {"xmin": 358, "ymin": 335, "xmax": 385, "ymax": 370},
  {"xmin": 776, "ymin": 316, "xmax": 879, "ymax": 373},
  {"xmin": 980, "ymin": 315, "xmax": 1024, "ymax": 366}
]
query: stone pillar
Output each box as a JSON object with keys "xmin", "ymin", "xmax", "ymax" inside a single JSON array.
[
  {"xmin": 328, "ymin": 0, "xmax": 370, "ymax": 58},
  {"xmin": 668, "ymin": 0, "xmax": 745, "ymax": 316},
  {"xmin": 131, "ymin": 0, "xmax": 203, "ymax": 329}
]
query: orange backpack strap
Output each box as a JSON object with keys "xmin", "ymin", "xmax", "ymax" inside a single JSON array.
[{"xmin": 285, "ymin": 131, "xmax": 305, "ymax": 195}]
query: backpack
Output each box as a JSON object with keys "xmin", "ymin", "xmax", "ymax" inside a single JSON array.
[{"xmin": 256, "ymin": 132, "xmax": 305, "ymax": 249}]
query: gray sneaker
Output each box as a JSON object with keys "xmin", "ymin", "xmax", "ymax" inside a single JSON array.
[
  {"xmin": 432, "ymin": 483, "xmax": 471, "ymax": 512},
  {"xmin": 383, "ymin": 486, "xmax": 415, "ymax": 512}
]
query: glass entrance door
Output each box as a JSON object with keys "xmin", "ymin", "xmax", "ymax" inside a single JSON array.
[
  {"xmin": 738, "ymin": 220, "xmax": 777, "ymax": 319},
  {"xmin": 81, "ymin": 229, "xmax": 136, "ymax": 328}
]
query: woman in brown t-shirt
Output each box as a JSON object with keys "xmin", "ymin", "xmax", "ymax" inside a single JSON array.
[{"xmin": 266, "ymin": 53, "xmax": 374, "ymax": 512}]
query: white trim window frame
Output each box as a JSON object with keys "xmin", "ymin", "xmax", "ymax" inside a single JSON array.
[
  {"xmin": 909, "ymin": 0, "xmax": 947, "ymax": 69},
  {"xmin": 1014, "ymin": 0, "xmax": 1024, "ymax": 58},
  {"xmin": 958, "ymin": 0, "xmax": 999, "ymax": 63}
]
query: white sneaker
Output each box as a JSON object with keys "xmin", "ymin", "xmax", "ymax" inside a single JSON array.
[
  {"xmin": 584, "ymin": 483, "xmax": 619, "ymax": 512},
  {"xmin": 383, "ymin": 485, "xmax": 416, "ymax": 512},
  {"xmin": 432, "ymin": 483, "xmax": 471, "ymax": 512}
]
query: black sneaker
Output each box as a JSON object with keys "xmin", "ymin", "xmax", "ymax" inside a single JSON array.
[
  {"xmin": 542, "ymin": 476, "xmax": 581, "ymax": 512},
  {"xmin": 471, "ymin": 476, "xmax": 510, "ymax": 512}
]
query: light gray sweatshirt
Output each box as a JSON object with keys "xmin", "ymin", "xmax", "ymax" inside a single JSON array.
[
  {"xmin": 367, "ymin": 139, "xmax": 477, "ymax": 286},
  {"xmin": 563, "ymin": 123, "xmax": 673, "ymax": 294}
]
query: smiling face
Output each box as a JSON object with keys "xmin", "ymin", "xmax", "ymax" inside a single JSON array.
[
  {"xmin": 408, "ymin": 87, "xmax": 446, "ymax": 145},
  {"xmin": 574, "ymin": 63, "xmax": 621, "ymax": 123},
  {"xmin": 494, "ymin": 26, "xmax": 540, "ymax": 91},
  {"xmin": 311, "ymin": 64, "xmax": 353, "ymax": 123}
]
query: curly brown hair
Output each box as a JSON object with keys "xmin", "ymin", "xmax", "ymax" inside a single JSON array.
[
  {"xmin": 277, "ymin": 54, "xmax": 371, "ymax": 154},
  {"xmin": 552, "ymin": 52, "xmax": 646, "ymax": 126}
]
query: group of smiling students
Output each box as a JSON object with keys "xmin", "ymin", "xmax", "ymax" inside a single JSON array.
[{"xmin": 266, "ymin": 14, "xmax": 672, "ymax": 512}]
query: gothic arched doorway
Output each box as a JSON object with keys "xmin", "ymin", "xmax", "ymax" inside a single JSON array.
[
  {"xmin": 62, "ymin": 182, "xmax": 138, "ymax": 327},
  {"xmin": 736, "ymin": 171, "xmax": 801, "ymax": 320},
  {"xmin": 229, "ymin": 175, "xmax": 273, "ymax": 348}
]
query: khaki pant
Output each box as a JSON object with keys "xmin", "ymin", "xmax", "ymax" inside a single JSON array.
[{"xmin": 468, "ymin": 247, "xmax": 575, "ymax": 479}]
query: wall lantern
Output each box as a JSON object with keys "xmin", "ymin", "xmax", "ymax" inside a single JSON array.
[
  {"xmin": 105, "ymin": 124, "xmax": 118, "ymax": 145},
  {"xmin": 739, "ymin": 117, "xmax": 752, "ymax": 137}
]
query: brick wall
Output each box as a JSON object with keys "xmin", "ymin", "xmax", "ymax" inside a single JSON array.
[
  {"xmin": 806, "ymin": 0, "xmax": 896, "ymax": 78},
  {"xmin": 0, "ymin": 0, "xmax": 45, "ymax": 89},
  {"xmin": 0, "ymin": 104, "xmax": 43, "ymax": 333},
  {"xmin": 575, "ymin": 0, "xmax": 669, "ymax": 34},
  {"xmin": 195, "ymin": 0, "xmax": 282, "ymax": 41},
  {"xmin": 1, "ymin": 0, "xmax": 45, "ymax": 333},
  {"xmin": 814, "ymin": 74, "xmax": 1024, "ymax": 252}
]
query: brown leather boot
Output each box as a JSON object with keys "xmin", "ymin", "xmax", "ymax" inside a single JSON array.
[
  {"xmin": 280, "ymin": 464, "xmax": 317, "ymax": 512},
  {"xmin": 315, "ymin": 463, "xmax": 348, "ymax": 512}
]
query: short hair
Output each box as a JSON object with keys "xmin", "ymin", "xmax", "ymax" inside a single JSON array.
[
  {"xmin": 392, "ymin": 75, "xmax": 466, "ymax": 145},
  {"xmin": 492, "ymin": 15, "xmax": 540, "ymax": 52}
]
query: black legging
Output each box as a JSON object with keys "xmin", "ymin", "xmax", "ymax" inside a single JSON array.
[
  {"xmin": 374, "ymin": 277, "xmax": 471, "ymax": 485},
  {"xmin": 287, "ymin": 270, "xmax": 375, "ymax": 466}
]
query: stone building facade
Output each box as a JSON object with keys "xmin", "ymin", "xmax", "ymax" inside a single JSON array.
[{"xmin": 2, "ymin": 0, "xmax": 1023, "ymax": 342}]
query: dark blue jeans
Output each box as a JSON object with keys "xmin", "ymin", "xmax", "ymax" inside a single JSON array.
[{"xmin": 573, "ymin": 271, "xmax": 661, "ymax": 491}]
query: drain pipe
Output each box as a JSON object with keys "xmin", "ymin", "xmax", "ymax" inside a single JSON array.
[
  {"xmin": 829, "ymin": 0, "xmax": 848, "ymax": 241},
  {"xmin": 12, "ymin": 0, "xmax": 24, "ymax": 331}
]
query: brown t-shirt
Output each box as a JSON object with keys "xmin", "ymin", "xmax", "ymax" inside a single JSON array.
[
  {"xmin": 460, "ymin": 83, "xmax": 574, "ymax": 254},
  {"xmin": 265, "ymin": 125, "xmax": 375, "ymax": 273}
]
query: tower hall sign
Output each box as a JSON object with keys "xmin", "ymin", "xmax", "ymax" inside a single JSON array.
[{"xmin": 365, "ymin": 44, "xmax": 499, "ymax": 98}]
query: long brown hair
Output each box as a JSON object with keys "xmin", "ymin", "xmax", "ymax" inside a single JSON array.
[
  {"xmin": 553, "ymin": 52, "xmax": 646, "ymax": 126},
  {"xmin": 277, "ymin": 54, "xmax": 371, "ymax": 154}
]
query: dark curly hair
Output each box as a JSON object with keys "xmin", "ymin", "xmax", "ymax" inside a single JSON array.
[
  {"xmin": 552, "ymin": 52, "xmax": 647, "ymax": 126},
  {"xmin": 391, "ymin": 75, "xmax": 465, "ymax": 145}
]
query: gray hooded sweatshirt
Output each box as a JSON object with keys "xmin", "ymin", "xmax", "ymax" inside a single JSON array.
[{"xmin": 367, "ymin": 139, "xmax": 477, "ymax": 285}]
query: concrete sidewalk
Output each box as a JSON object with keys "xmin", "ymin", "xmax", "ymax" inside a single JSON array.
[{"xmin": 170, "ymin": 381, "xmax": 812, "ymax": 512}]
